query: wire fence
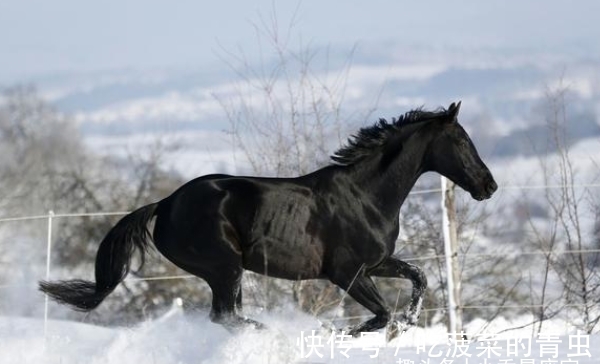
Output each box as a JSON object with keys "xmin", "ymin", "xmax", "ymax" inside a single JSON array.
[{"xmin": 1, "ymin": 182, "xmax": 599, "ymax": 336}]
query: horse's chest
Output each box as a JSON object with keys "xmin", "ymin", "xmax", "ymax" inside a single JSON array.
[
  {"xmin": 337, "ymin": 204, "xmax": 398, "ymax": 266},
  {"xmin": 347, "ymin": 227, "xmax": 396, "ymax": 267}
]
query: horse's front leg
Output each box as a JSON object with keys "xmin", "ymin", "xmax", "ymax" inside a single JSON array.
[
  {"xmin": 368, "ymin": 256, "xmax": 427, "ymax": 329},
  {"xmin": 329, "ymin": 266, "xmax": 391, "ymax": 337}
]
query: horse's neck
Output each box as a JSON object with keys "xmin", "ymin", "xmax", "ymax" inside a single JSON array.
[{"xmin": 349, "ymin": 131, "xmax": 431, "ymax": 219}]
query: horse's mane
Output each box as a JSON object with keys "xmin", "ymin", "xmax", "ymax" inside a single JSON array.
[{"xmin": 331, "ymin": 107, "xmax": 450, "ymax": 166}]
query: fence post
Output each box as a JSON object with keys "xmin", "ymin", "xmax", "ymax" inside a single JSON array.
[
  {"xmin": 44, "ymin": 210, "xmax": 54, "ymax": 341},
  {"xmin": 441, "ymin": 177, "xmax": 462, "ymax": 338}
]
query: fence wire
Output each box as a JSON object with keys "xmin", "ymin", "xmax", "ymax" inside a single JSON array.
[{"xmin": 1, "ymin": 181, "xmax": 600, "ymax": 334}]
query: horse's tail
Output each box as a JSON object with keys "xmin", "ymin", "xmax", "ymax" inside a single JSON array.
[{"xmin": 39, "ymin": 203, "xmax": 158, "ymax": 311}]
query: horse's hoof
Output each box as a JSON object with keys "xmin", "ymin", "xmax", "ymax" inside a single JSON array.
[
  {"xmin": 386, "ymin": 321, "xmax": 400, "ymax": 341},
  {"xmin": 386, "ymin": 320, "xmax": 409, "ymax": 342},
  {"xmin": 251, "ymin": 320, "xmax": 267, "ymax": 330},
  {"xmin": 318, "ymin": 320, "xmax": 338, "ymax": 335},
  {"xmin": 348, "ymin": 328, "xmax": 361, "ymax": 338}
]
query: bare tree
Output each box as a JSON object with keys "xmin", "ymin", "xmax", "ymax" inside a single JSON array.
[
  {"xmin": 0, "ymin": 85, "xmax": 83, "ymax": 214},
  {"xmin": 0, "ymin": 86, "xmax": 206, "ymax": 323},
  {"xmin": 524, "ymin": 84, "xmax": 600, "ymax": 334},
  {"xmin": 214, "ymin": 9, "xmax": 379, "ymax": 317},
  {"xmin": 546, "ymin": 87, "xmax": 599, "ymax": 333}
]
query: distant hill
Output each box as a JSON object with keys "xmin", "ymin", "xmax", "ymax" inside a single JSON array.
[{"xmin": 10, "ymin": 43, "xmax": 599, "ymax": 173}]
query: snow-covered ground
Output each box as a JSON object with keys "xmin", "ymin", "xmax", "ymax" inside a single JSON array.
[{"xmin": 2, "ymin": 302, "xmax": 598, "ymax": 364}]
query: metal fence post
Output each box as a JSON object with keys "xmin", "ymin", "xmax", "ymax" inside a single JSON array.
[{"xmin": 44, "ymin": 210, "xmax": 54, "ymax": 341}]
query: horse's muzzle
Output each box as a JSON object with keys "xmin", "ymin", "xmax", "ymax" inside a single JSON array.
[
  {"xmin": 470, "ymin": 175, "xmax": 497, "ymax": 201},
  {"xmin": 485, "ymin": 179, "xmax": 498, "ymax": 196},
  {"xmin": 478, "ymin": 177, "xmax": 498, "ymax": 200}
]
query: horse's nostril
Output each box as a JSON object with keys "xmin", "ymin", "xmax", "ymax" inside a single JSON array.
[{"xmin": 487, "ymin": 180, "xmax": 498, "ymax": 194}]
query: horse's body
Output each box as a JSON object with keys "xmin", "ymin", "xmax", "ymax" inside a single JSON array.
[{"xmin": 40, "ymin": 102, "xmax": 497, "ymax": 336}]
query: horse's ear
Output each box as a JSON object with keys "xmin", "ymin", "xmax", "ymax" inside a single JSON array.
[{"xmin": 448, "ymin": 101, "xmax": 462, "ymax": 121}]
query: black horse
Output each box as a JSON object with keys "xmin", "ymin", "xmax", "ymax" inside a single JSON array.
[{"xmin": 40, "ymin": 101, "xmax": 496, "ymax": 336}]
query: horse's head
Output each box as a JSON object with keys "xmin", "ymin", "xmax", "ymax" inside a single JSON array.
[{"xmin": 426, "ymin": 102, "xmax": 497, "ymax": 201}]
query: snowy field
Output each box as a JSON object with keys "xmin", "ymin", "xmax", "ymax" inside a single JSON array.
[{"xmin": 1, "ymin": 303, "xmax": 598, "ymax": 364}]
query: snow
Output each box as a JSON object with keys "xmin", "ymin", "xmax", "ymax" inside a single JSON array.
[
  {"xmin": 0, "ymin": 308, "xmax": 296, "ymax": 364},
  {"xmin": 2, "ymin": 302, "xmax": 599, "ymax": 364}
]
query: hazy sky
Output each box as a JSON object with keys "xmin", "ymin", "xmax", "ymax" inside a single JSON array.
[{"xmin": 1, "ymin": 0, "xmax": 599, "ymax": 83}]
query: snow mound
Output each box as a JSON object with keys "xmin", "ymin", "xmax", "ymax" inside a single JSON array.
[
  {"xmin": 1, "ymin": 305, "xmax": 319, "ymax": 364},
  {"xmin": 2, "ymin": 306, "xmax": 600, "ymax": 364}
]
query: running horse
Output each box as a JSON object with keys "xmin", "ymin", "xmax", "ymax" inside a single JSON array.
[{"xmin": 40, "ymin": 102, "xmax": 497, "ymax": 336}]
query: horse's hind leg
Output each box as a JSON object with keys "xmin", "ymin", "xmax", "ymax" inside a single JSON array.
[
  {"xmin": 152, "ymin": 189, "xmax": 264, "ymax": 332},
  {"xmin": 153, "ymin": 222, "xmax": 262, "ymax": 332},
  {"xmin": 206, "ymin": 266, "xmax": 264, "ymax": 332}
]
